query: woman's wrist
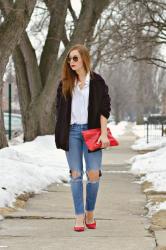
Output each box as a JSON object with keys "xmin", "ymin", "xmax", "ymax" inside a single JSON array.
[
  {"xmin": 101, "ymin": 130, "xmax": 108, "ymax": 136},
  {"xmin": 100, "ymin": 115, "xmax": 108, "ymax": 136}
]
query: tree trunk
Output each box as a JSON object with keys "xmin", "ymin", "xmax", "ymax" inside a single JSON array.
[
  {"xmin": 0, "ymin": 0, "xmax": 36, "ymax": 148},
  {"xmin": 161, "ymin": 90, "xmax": 166, "ymax": 115},
  {"xmin": 136, "ymin": 61, "xmax": 145, "ymax": 125},
  {"xmin": 114, "ymin": 102, "xmax": 120, "ymax": 124},
  {"xmin": 136, "ymin": 45, "xmax": 154, "ymax": 125}
]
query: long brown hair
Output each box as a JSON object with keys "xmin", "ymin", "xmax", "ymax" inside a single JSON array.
[{"xmin": 61, "ymin": 44, "xmax": 92, "ymax": 98}]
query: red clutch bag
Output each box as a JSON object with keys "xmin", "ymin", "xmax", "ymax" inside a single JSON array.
[{"xmin": 81, "ymin": 127, "xmax": 119, "ymax": 151}]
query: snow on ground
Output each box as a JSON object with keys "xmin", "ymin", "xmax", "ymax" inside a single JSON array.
[
  {"xmin": 107, "ymin": 121, "xmax": 128, "ymax": 137},
  {"xmin": 132, "ymin": 124, "xmax": 145, "ymax": 138},
  {"xmin": 130, "ymin": 148, "xmax": 166, "ymax": 193},
  {"xmin": 0, "ymin": 135, "xmax": 69, "ymax": 208},
  {"xmin": 129, "ymin": 146, "xmax": 166, "ymax": 175},
  {"xmin": 130, "ymin": 124, "xmax": 166, "ymax": 216},
  {"xmin": 131, "ymin": 124, "xmax": 166, "ymax": 151},
  {"xmin": 0, "ymin": 122, "xmax": 127, "ymax": 208},
  {"xmin": 131, "ymin": 137, "xmax": 166, "ymax": 151},
  {"xmin": 146, "ymin": 201, "xmax": 166, "ymax": 217}
]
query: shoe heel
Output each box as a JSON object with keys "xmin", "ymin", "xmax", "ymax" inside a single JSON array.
[{"xmin": 85, "ymin": 214, "xmax": 96, "ymax": 229}]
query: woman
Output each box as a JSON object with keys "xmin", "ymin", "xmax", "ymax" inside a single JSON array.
[{"xmin": 55, "ymin": 44, "xmax": 111, "ymax": 232}]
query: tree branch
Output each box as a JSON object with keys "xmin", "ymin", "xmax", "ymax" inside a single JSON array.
[
  {"xmin": 18, "ymin": 32, "xmax": 43, "ymax": 99},
  {"xmin": 40, "ymin": 0, "xmax": 68, "ymax": 86},
  {"xmin": 68, "ymin": 0, "xmax": 77, "ymax": 25},
  {"xmin": 0, "ymin": 0, "xmax": 36, "ymax": 78}
]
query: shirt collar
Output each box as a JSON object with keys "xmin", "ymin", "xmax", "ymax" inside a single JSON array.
[{"xmin": 74, "ymin": 72, "xmax": 90, "ymax": 87}]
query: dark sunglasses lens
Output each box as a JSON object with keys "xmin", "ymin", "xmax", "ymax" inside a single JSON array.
[
  {"xmin": 73, "ymin": 56, "xmax": 78, "ymax": 62},
  {"xmin": 67, "ymin": 56, "xmax": 78, "ymax": 63}
]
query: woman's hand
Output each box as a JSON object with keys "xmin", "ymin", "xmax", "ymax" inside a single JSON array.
[{"xmin": 97, "ymin": 132, "xmax": 110, "ymax": 148}]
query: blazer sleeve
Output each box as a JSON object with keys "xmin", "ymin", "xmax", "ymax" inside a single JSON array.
[
  {"xmin": 100, "ymin": 80, "xmax": 111, "ymax": 119},
  {"xmin": 55, "ymin": 81, "xmax": 62, "ymax": 117}
]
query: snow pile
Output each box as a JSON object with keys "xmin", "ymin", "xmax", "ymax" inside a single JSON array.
[
  {"xmin": 107, "ymin": 121, "xmax": 128, "ymax": 137},
  {"xmin": 129, "ymin": 146, "xmax": 166, "ymax": 175},
  {"xmin": 131, "ymin": 137, "xmax": 166, "ymax": 151},
  {"xmin": 146, "ymin": 201, "xmax": 166, "ymax": 217},
  {"xmin": 0, "ymin": 135, "xmax": 69, "ymax": 208},
  {"xmin": 132, "ymin": 124, "xmax": 145, "ymax": 138},
  {"xmin": 130, "ymin": 146, "xmax": 166, "ymax": 192},
  {"xmin": 130, "ymin": 125, "xmax": 166, "ymax": 215}
]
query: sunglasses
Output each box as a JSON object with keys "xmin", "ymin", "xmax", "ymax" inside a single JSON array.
[{"xmin": 67, "ymin": 55, "xmax": 79, "ymax": 63}]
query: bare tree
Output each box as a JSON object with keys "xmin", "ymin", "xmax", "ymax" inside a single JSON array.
[
  {"xmin": 0, "ymin": 0, "xmax": 36, "ymax": 148},
  {"xmin": 89, "ymin": 0, "xmax": 164, "ymax": 122},
  {"xmin": 91, "ymin": 0, "xmax": 166, "ymax": 68}
]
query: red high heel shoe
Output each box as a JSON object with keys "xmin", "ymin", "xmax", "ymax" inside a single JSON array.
[
  {"xmin": 74, "ymin": 218, "xmax": 85, "ymax": 232},
  {"xmin": 74, "ymin": 225, "xmax": 85, "ymax": 232},
  {"xmin": 85, "ymin": 214, "xmax": 96, "ymax": 229}
]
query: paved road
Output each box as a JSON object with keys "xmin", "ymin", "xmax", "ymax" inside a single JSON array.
[{"xmin": 0, "ymin": 124, "xmax": 156, "ymax": 249}]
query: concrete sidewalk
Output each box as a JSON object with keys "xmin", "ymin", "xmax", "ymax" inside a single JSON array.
[{"xmin": 0, "ymin": 124, "xmax": 156, "ymax": 250}]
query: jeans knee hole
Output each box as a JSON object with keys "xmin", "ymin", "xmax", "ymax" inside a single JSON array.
[
  {"xmin": 86, "ymin": 170, "xmax": 102, "ymax": 181},
  {"xmin": 69, "ymin": 170, "xmax": 82, "ymax": 182},
  {"xmin": 69, "ymin": 170, "xmax": 82, "ymax": 179}
]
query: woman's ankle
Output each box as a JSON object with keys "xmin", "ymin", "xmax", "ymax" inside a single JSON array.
[
  {"xmin": 75, "ymin": 214, "xmax": 84, "ymax": 219},
  {"xmin": 75, "ymin": 214, "xmax": 84, "ymax": 226},
  {"xmin": 85, "ymin": 211, "xmax": 95, "ymax": 223}
]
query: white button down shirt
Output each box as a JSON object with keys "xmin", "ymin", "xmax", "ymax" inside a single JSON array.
[{"xmin": 70, "ymin": 72, "xmax": 90, "ymax": 125}]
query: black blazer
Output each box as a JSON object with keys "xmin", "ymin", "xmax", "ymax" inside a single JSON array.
[{"xmin": 54, "ymin": 71, "xmax": 111, "ymax": 152}]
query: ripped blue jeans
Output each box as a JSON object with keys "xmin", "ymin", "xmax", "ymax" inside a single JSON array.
[{"xmin": 65, "ymin": 123, "xmax": 102, "ymax": 215}]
